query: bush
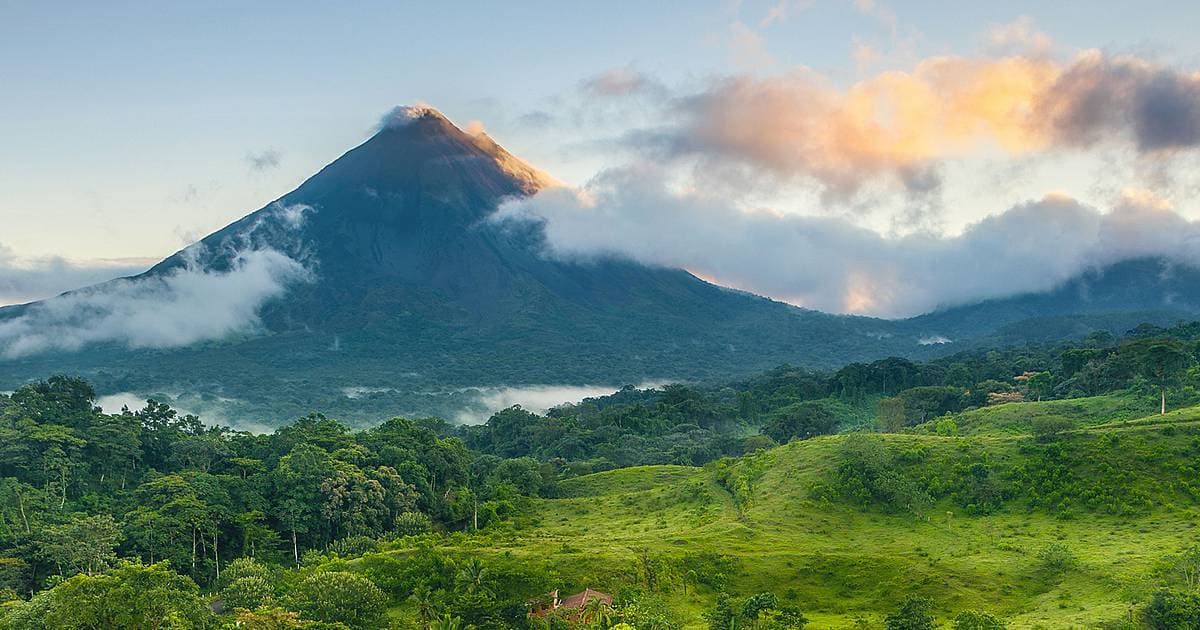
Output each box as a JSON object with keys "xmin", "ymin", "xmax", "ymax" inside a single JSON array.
[
  {"xmin": 953, "ymin": 609, "xmax": 1006, "ymax": 629},
  {"xmin": 1144, "ymin": 589, "xmax": 1200, "ymax": 629},
  {"xmin": 885, "ymin": 596, "xmax": 935, "ymax": 630},
  {"xmin": 222, "ymin": 575, "xmax": 275, "ymax": 610},
  {"xmin": 394, "ymin": 511, "xmax": 433, "ymax": 537},
  {"xmin": 328, "ymin": 535, "xmax": 378, "ymax": 557},
  {"xmin": 934, "ymin": 418, "xmax": 959, "ymax": 436},
  {"xmin": 291, "ymin": 571, "xmax": 387, "ymax": 629},
  {"xmin": 762, "ymin": 401, "xmax": 840, "ymax": 443},
  {"xmin": 1037, "ymin": 543, "xmax": 1077, "ymax": 576},
  {"xmin": 834, "ymin": 434, "xmax": 931, "ymax": 514},
  {"xmin": 1031, "ymin": 416, "xmax": 1075, "ymax": 442},
  {"xmin": 219, "ymin": 557, "xmax": 270, "ymax": 589}
]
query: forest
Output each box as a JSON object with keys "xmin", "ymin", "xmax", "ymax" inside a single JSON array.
[{"xmin": 2, "ymin": 321, "xmax": 1200, "ymax": 628}]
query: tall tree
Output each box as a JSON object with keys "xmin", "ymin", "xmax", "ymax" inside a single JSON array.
[{"xmin": 1127, "ymin": 338, "xmax": 1192, "ymax": 414}]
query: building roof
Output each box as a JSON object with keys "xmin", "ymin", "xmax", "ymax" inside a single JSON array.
[{"xmin": 557, "ymin": 588, "xmax": 612, "ymax": 610}]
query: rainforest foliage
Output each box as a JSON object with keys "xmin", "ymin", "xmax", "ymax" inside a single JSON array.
[{"xmin": 3, "ymin": 322, "xmax": 1200, "ymax": 627}]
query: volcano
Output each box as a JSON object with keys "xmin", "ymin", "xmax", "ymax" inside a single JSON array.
[{"xmin": 1, "ymin": 107, "xmax": 1198, "ymax": 425}]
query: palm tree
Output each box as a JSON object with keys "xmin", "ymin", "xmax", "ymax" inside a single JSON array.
[
  {"xmin": 430, "ymin": 614, "xmax": 466, "ymax": 630},
  {"xmin": 455, "ymin": 558, "xmax": 492, "ymax": 596},
  {"xmin": 409, "ymin": 584, "xmax": 436, "ymax": 629},
  {"xmin": 581, "ymin": 596, "xmax": 614, "ymax": 628}
]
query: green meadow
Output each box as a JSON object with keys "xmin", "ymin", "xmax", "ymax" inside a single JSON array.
[{"xmin": 367, "ymin": 396, "xmax": 1200, "ymax": 628}]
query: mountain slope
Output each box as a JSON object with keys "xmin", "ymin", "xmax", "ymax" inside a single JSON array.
[
  {"xmin": 904, "ymin": 257, "xmax": 1200, "ymax": 344},
  {"xmin": 1, "ymin": 109, "xmax": 1198, "ymax": 425}
]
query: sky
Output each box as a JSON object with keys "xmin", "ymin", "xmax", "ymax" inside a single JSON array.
[{"xmin": 3, "ymin": 1, "xmax": 1200, "ymax": 316}]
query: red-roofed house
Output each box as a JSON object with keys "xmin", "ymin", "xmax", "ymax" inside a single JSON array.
[{"xmin": 527, "ymin": 587, "xmax": 613, "ymax": 618}]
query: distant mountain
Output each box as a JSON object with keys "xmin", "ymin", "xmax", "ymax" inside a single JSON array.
[
  {"xmin": 1, "ymin": 109, "xmax": 1197, "ymax": 426},
  {"xmin": 905, "ymin": 257, "xmax": 1200, "ymax": 343}
]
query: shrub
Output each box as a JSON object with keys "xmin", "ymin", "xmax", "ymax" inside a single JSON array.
[
  {"xmin": 934, "ymin": 418, "xmax": 959, "ymax": 436},
  {"xmin": 1031, "ymin": 416, "xmax": 1075, "ymax": 442},
  {"xmin": 328, "ymin": 535, "xmax": 378, "ymax": 557},
  {"xmin": 394, "ymin": 511, "xmax": 433, "ymax": 537},
  {"xmin": 1037, "ymin": 543, "xmax": 1078, "ymax": 576},
  {"xmin": 953, "ymin": 609, "xmax": 1007, "ymax": 629},
  {"xmin": 762, "ymin": 401, "xmax": 840, "ymax": 443},
  {"xmin": 834, "ymin": 434, "xmax": 931, "ymax": 514},
  {"xmin": 219, "ymin": 557, "xmax": 270, "ymax": 589},
  {"xmin": 1144, "ymin": 589, "xmax": 1200, "ymax": 629},
  {"xmin": 885, "ymin": 596, "xmax": 935, "ymax": 630},
  {"xmin": 291, "ymin": 571, "xmax": 387, "ymax": 629},
  {"xmin": 222, "ymin": 575, "xmax": 275, "ymax": 610}
]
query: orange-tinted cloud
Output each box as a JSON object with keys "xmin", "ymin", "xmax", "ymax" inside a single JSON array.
[{"xmin": 634, "ymin": 50, "xmax": 1200, "ymax": 198}]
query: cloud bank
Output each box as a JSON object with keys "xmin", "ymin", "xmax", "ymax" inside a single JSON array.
[
  {"xmin": 0, "ymin": 247, "xmax": 310, "ymax": 358},
  {"xmin": 624, "ymin": 50, "xmax": 1200, "ymax": 199},
  {"xmin": 495, "ymin": 170, "xmax": 1200, "ymax": 318},
  {"xmin": 454, "ymin": 382, "xmax": 674, "ymax": 425},
  {"xmin": 0, "ymin": 245, "xmax": 153, "ymax": 306}
]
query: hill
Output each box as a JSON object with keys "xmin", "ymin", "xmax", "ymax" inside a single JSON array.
[
  {"xmin": 364, "ymin": 400, "xmax": 1200, "ymax": 627},
  {"xmin": 5, "ymin": 361, "xmax": 1200, "ymax": 628}
]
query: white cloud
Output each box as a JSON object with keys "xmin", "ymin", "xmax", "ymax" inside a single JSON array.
[
  {"xmin": 0, "ymin": 244, "xmax": 153, "ymax": 306},
  {"xmin": 453, "ymin": 382, "xmax": 674, "ymax": 424},
  {"xmin": 0, "ymin": 247, "xmax": 310, "ymax": 358},
  {"xmin": 494, "ymin": 169, "xmax": 1200, "ymax": 318}
]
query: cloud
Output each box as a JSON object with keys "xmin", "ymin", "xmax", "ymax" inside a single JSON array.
[
  {"xmin": 0, "ymin": 247, "xmax": 310, "ymax": 358},
  {"xmin": 245, "ymin": 148, "xmax": 282, "ymax": 173},
  {"xmin": 0, "ymin": 245, "xmax": 153, "ymax": 306},
  {"xmin": 582, "ymin": 68, "xmax": 666, "ymax": 98},
  {"xmin": 985, "ymin": 16, "xmax": 1053, "ymax": 56},
  {"xmin": 452, "ymin": 382, "xmax": 673, "ymax": 424},
  {"xmin": 494, "ymin": 168, "xmax": 1200, "ymax": 318},
  {"xmin": 623, "ymin": 50, "xmax": 1200, "ymax": 200},
  {"xmin": 516, "ymin": 109, "xmax": 556, "ymax": 128},
  {"xmin": 377, "ymin": 103, "xmax": 443, "ymax": 130},
  {"xmin": 760, "ymin": 0, "xmax": 812, "ymax": 27},
  {"xmin": 1042, "ymin": 51, "xmax": 1200, "ymax": 152},
  {"xmin": 728, "ymin": 21, "xmax": 777, "ymax": 70}
]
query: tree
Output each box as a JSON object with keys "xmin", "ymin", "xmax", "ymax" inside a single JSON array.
[
  {"xmin": 410, "ymin": 584, "xmax": 437, "ymax": 630},
  {"xmin": 704, "ymin": 593, "xmax": 737, "ymax": 630},
  {"xmin": 1024, "ymin": 372, "xmax": 1053, "ymax": 402},
  {"xmin": 762, "ymin": 402, "xmax": 839, "ymax": 443},
  {"xmin": 455, "ymin": 558, "xmax": 492, "ymax": 596},
  {"xmin": 37, "ymin": 561, "xmax": 212, "ymax": 629},
  {"xmin": 291, "ymin": 571, "xmax": 386, "ymax": 629},
  {"xmin": 1144, "ymin": 589, "xmax": 1200, "ymax": 630},
  {"xmin": 430, "ymin": 615, "xmax": 467, "ymax": 630},
  {"xmin": 582, "ymin": 595, "xmax": 615, "ymax": 628},
  {"xmin": 953, "ymin": 610, "xmax": 1006, "ymax": 629},
  {"xmin": 36, "ymin": 513, "xmax": 122, "ymax": 576},
  {"xmin": 273, "ymin": 444, "xmax": 334, "ymax": 568},
  {"xmin": 741, "ymin": 591, "xmax": 779, "ymax": 624},
  {"xmin": 877, "ymin": 397, "xmax": 906, "ymax": 433},
  {"xmin": 885, "ymin": 596, "xmax": 935, "ymax": 630},
  {"xmin": 1163, "ymin": 545, "xmax": 1200, "ymax": 593},
  {"xmin": 1127, "ymin": 338, "xmax": 1192, "ymax": 414},
  {"xmin": 233, "ymin": 606, "xmax": 307, "ymax": 629},
  {"xmin": 319, "ymin": 463, "xmax": 388, "ymax": 539},
  {"xmin": 395, "ymin": 511, "xmax": 433, "ymax": 537},
  {"xmin": 222, "ymin": 574, "xmax": 275, "ymax": 610}
]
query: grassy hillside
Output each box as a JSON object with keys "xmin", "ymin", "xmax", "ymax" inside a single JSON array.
[
  {"xmin": 911, "ymin": 392, "xmax": 1159, "ymax": 436},
  {"xmin": 346, "ymin": 396, "xmax": 1200, "ymax": 628}
]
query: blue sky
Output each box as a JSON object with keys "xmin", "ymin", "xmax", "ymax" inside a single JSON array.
[{"xmin": 3, "ymin": 1, "xmax": 1200, "ymax": 313}]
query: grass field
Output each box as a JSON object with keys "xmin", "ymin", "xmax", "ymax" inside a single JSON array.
[{"xmin": 368, "ymin": 394, "xmax": 1200, "ymax": 628}]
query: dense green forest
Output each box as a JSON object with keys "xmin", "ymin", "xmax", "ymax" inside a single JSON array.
[{"xmin": 3, "ymin": 322, "xmax": 1200, "ymax": 628}]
